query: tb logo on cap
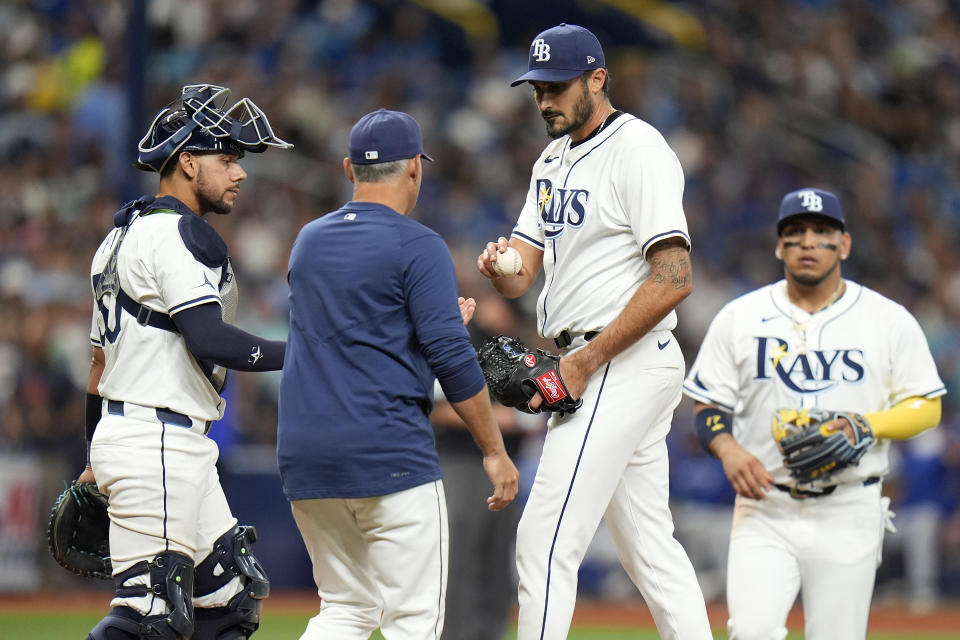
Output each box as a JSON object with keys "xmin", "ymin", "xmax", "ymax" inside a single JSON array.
[
  {"xmin": 532, "ymin": 39, "xmax": 551, "ymax": 62},
  {"xmin": 797, "ymin": 190, "xmax": 823, "ymax": 212}
]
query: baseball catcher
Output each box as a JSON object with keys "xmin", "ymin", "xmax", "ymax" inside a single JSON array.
[
  {"xmin": 477, "ymin": 335, "xmax": 582, "ymax": 415},
  {"xmin": 80, "ymin": 83, "xmax": 288, "ymax": 639},
  {"xmin": 772, "ymin": 408, "xmax": 876, "ymax": 482},
  {"xmin": 47, "ymin": 481, "xmax": 111, "ymax": 580}
]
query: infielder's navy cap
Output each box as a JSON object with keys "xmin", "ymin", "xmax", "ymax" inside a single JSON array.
[
  {"xmin": 777, "ymin": 188, "xmax": 845, "ymax": 234},
  {"xmin": 510, "ymin": 23, "xmax": 605, "ymax": 87},
  {"xmin": 348, "ymin": 109, "xmax": 434, "ymax": 165}
]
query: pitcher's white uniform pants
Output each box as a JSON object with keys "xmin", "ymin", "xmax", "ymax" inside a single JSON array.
[
  {"xmin": 726, "ymin": 481, "xmax": 886, "ymax": 639},
  {"xmin": 291, "ymin": 480, "xmax": 448, "ymax": 640},
  {"xmin": 515, "ymin": 333, "xmax": 712, "ymax": 640}
]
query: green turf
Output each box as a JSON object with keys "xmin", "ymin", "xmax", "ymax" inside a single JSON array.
[{"xmin": 1, "ymin": 612, "xmax": 952, "ymax": 639}]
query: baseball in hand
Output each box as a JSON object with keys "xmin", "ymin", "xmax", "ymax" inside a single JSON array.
[{"xmin": 492, "ymin": 247, "xmax": 522, "ymax": 277}]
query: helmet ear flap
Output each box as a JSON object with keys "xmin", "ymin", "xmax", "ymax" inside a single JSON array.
[{"xmin": 135, "ymin": 108, "xmax": 199, "ymax": 174}]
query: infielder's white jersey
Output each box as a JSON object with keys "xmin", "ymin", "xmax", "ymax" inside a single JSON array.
[
  {"xmin": 683, "ymin": 279, "xmax": 946, "ymax": 487},
  {"xmin": 511, "ymin": 112, "xmax": 689, "ymax": 340},
  {"xmin": 90, "ymin": 212, "xmax": 226, "ymax": 421}
]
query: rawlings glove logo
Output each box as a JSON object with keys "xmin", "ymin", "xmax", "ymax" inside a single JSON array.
[
  {"xmin": 477, "ymin": 335, "xmax": 582, "ymax": 415},
  {"xmin": 535, "ymin": 370, "xmax": 568, "ymax": 403}
]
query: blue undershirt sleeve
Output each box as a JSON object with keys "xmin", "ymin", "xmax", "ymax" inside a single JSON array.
[
  {"xmin": 404, "ymin": 235, "xmax": 486, "ymax": 403},
  {"xmin": 172, "ymin": 302, "xmax": 286, "ymax": 370}
]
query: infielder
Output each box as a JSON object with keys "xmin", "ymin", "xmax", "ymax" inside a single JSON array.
[
  {"xmin": 278, "ymin": 109, "xmax": 518, "ymax": 640},
  {"xmin": 478, "ymin": 24, "xmax": 712, "ymax": 639},
  {"xmin": 81, "ymin": 84, "xmax": 291, "ymax": 639},
  {"xmin": 683, "ymin": 188, "xmax": 946, "ymax": 639}
]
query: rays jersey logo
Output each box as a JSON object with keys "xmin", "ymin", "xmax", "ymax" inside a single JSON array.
[
  {"xmin": 754, "ymin": 336, "xmax": 864, "ymax": 393},
  {"xmin": 536, "ymin": 178, "xmax": 589, "ymax": 239}
]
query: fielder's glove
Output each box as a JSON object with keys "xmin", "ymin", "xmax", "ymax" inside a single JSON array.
[
  {"xmin": 772, "ymin": 408, "xmax": 875, "ymax": 483},
  {"xmin": 47, "ymin": 481, "xmax": 112, "ymax": 579},
  {"xmin": 477, "ymin": 335, "xmax": 582, "ymax": 415}
]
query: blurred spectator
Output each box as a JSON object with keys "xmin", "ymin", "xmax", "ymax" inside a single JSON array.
[
  {"xmin": 667, "ymin": 399, "xmax": 736, "ymax": 603},
  {"xmin": 882, "ymin": 428, "xmax": 954, "ymax": 612},
  {"xmin": 941, "ymin": 422, "xmax": 960, "ymax": 598},
  {"xmin": 432, "ymin": 292, "xmax": 545, "ymax": 640}
]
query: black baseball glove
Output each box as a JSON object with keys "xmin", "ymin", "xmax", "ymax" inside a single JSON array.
[
  {"xmin": 477, "ymin": 335, "xmax": 582, "ymax": 415},
  {"xmin": 772, "ymin": 408, "xmax": 876, "ymax": 483},
  {"xmin": 47, "ymin": 481, "xmax": 112, "ymax": 579}
]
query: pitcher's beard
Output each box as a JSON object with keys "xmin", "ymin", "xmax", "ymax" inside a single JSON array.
[{"xmin": 545, "ymin": 87, "xmax": 594, "ymax": 139}]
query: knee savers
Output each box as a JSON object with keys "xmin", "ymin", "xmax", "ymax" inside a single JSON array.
[
  {"xmin": 193, "ymin": 525, "xmax": 270, "ymax": 639},
  {"xmin": 87, "ymin": 606, "xmax": 142, "ymax": 640},
  {"xmin": 108, "ymin": 552, "xmax": 195, "ymax": 640},
  {"xmin": 193, "ymin": 590, "xmax": 265, "ymax": 640}
]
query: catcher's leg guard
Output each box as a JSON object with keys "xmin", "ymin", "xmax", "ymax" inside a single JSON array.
[
  {"xmin": 87, "ymin": 606, "xmax": 142, "ymax": 640},
  {"xmin": 193, "ymin": 525, "xmax": 269, "ymax": 639},
  {"xmin": 111, "ymin": 552, "xmax": 195, "ymax": 639}
]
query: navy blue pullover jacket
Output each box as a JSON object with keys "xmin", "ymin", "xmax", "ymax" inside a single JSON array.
[{"xmin": 278, "ymin": 201, "xmax": 485, "ymax": 499}]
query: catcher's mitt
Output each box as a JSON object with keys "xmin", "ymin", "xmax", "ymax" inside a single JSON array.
[
  {"xmin": 772, "ymin": 408, "xmax": 875, "ymax": 483},
  {"xmin": 477, "ymin": 335, "xmax": 582, "ymax": 415},
  {"xmin": 47, "ymin": 481, "xmax": 112, "ymax": 579}
]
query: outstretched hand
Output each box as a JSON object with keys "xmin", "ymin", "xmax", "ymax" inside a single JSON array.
[
  {"xmin": 458, "ymin": 296, "xmax": 476, "ymax": 326},
  {"xmin": 483, "ymin": 451, "xmax": 519, "ymax": 511}
]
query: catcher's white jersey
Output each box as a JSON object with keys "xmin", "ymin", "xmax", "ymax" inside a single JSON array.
[
  {"xmin": 512, "ymin": 113, "xmax": 689, "ymax": 339},
  {"xmin": 90, "ymin": 212, "xmax": 226, "ymax": 421},
  {"xmin": 683, "ymin": 279, "xmax": 946, "ymax": 487}
]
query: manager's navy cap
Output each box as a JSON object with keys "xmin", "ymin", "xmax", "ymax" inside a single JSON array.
[
  {"xmin": 510, "ymin": 23, "xmax": 605, "ymax": 87},
  {"xmin": 348, "ymin": 109, "xmax": 434, "ymax": 165},
  {"xmin": 777, "ymin": 188, "xmax": 845, "ymax": 234}
]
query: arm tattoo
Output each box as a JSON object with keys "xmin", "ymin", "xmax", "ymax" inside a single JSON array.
[{"xmin": 648, "ymin": 238, "xmax": 691, "ymax": 290}]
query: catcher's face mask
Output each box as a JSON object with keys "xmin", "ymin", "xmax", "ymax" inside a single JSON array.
[{"xmin": 136, "ymin": 84, "xmax": 293, "ymax": 174}]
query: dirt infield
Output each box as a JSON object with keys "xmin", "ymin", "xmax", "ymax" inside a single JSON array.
[{"xmin": 3, "ymin": 590, "xmax": 959, "ymax": 633}]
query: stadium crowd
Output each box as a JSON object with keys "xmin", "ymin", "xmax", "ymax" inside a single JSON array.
[{"xmin": 1, "ymin": 0, "xmax": 959, "ymax": 607}]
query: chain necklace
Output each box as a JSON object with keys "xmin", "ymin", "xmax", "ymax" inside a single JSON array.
[
  {"xmin": 789, "ymin": 279, "xmax": 845, "ymax": 355},
  {"xmin": 597, "ymin": 108, "xmax": 622, "ymax": 136}
]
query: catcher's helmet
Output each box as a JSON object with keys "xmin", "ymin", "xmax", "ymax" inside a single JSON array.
[{"xmin": 136, "ymin": 84, "xmax": 292, "ymax": 174}]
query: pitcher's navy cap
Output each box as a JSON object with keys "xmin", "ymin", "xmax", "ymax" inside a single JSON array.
[
  {"xmin": 348, "ymin": 109, "xmax": 434, "ymax": 165},
  {"xmin": 777, "ymin": 188, "xmax": 845, "ymax": 234},
  {"xmin": 511, "ymin": 24, "xmax": 605, "ymax": 87}
]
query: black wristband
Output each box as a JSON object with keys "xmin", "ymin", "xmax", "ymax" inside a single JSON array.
[
  {"xmin": 85, "ymin": 392, "xmax": 101, "ymax": 442},
  {"xmin": 694, "ymin": 406, "xmax": 732, "ymax": 456}
]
